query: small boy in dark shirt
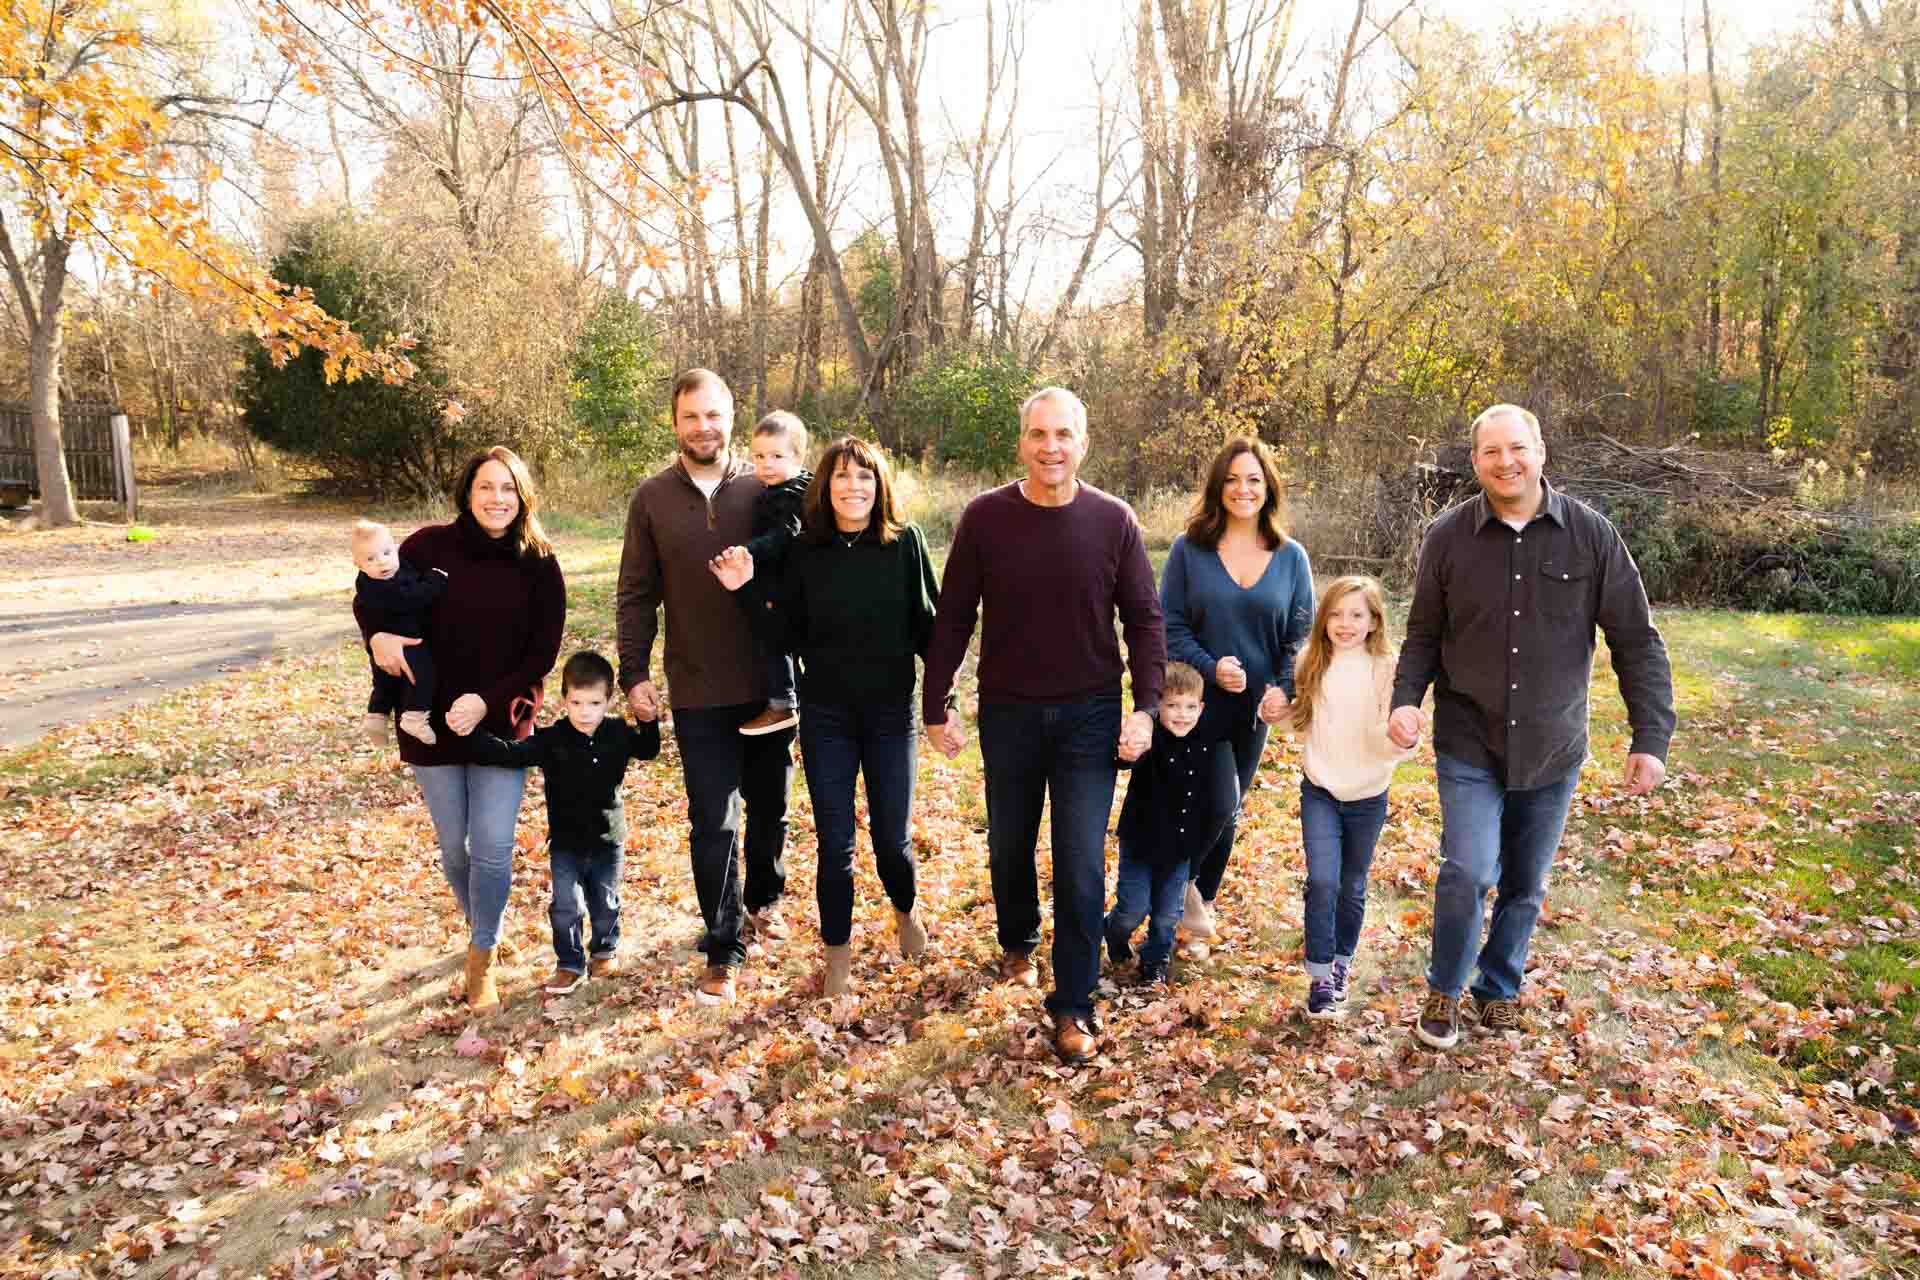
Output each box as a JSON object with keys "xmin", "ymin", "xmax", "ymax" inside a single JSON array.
[
  {"xmin": 738, "ymin": 409, "xmax": 814, "ymax": 736},
  {"xmin": 351, "ymin": 519, "xmax": 447, "ymax": 746},
  {"xmin": 470, "ymin": 650, "xmax": 661, "ymax": 994},
  {"xmin": 1104, "ymin": 662, "xmax": 1238, "ymax": 986}
]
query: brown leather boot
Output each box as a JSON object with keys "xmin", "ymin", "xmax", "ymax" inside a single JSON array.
[
  {"xmin": 465, "ymin": 945, "xmax": 499, "ymax": 1011},
  {"xmin": 998, "ymin": 948, "xmax": 1039, "ymax": 988}
]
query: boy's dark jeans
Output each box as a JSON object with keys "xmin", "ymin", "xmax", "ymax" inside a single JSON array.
[
  {"xmin": 1105, "ymin": 850, "xmax": 1192, "ymax": 973},
  {"xmin": 674, "ymin": 702, "xmax": 796, "ymax": 967},
  {"xmin": 367, "ymin": 645, "xmax": 436, "ymax": 715},
  {"xmin": 978, "ymin": 692, "xmax": 1121, "ymax": 1024},
  {"xmin": 550, "ymin": 845, "xmax": 622, "ymax": 973}
]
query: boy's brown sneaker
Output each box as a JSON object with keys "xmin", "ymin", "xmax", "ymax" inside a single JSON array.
[
  {"xmin": 998, "ymin": 948, "xmax": 1039, "ymax": 988},
  {"xmin": 695, "ymin": 964, "xmax": 736, "ymax": 1004},
  {"xmin": 740, "ymin": 706, "xmax": 799, "ymax": 736},
  {"xmin": 1414, "ymin": 988, "xmax": 1461, "ymax": 1050},
  {"xmin": 588, "ymin": 956, "xmax": 618, "ymax": 979},
  {"xmin": 543, "ymin": 967, "xmax": 585, "ymax": 995},
  {"xmin": 1472, "ymin": 996, "xmax": 1523, "ymax": 1035}
]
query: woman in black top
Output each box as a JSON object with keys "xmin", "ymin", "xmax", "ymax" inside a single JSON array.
[{"xmin": 710, "ymin": 435, "xmax": 938, "ymax": 998}]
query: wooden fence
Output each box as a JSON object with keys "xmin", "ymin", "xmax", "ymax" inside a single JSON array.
[{"xmin": 0, "ymin": 402, "xmax": 129, "ymax": 502}]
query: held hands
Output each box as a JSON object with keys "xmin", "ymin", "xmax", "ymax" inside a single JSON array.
[
  {"xmin": 926, "ymin": 717, "xmax": 966, "ymax": 758},
  {"xmin": 1117, "ymin": 709, "xmax": 1153, "ymax": 762},
  {"xmin": 627, "ymin": 680, "xmax": 660, "ymax": 723},
  {"xmin": 1624, "ymin": 752, "xmax": 1666, "ymax": 795},
  {"xmin": 1387, "ymin": 705, "xmax": 1426, "ymax": 749},
  {"xmin": 708, "ymin": 545, "xmax": 754, "ymax": 591},
  {"xmin": 1258, "ymin": 685, "xmax": 1290, "ymax": 725},
  {"xmin": 370, "ymin": 632, "xmax": 421, "ymax": 683},
  {"xmin": 1214, "ymin": 655, "xmax": 1248, "ymax": 694},
  {"xmin": 445, "ymin": 693, "xmax": 487, "ymax": 737}
]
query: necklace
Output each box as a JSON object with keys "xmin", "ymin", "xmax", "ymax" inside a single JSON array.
[{"xmin": 837, "ymin": 527, "xmax": 863, "ymax": 548}]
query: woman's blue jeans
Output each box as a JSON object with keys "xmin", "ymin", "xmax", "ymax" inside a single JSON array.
[
  {"xmin": 1298, "ymin": 779, "xmax": 1388, "ymax": 976},
  {"xmin": 799, "ymin": 696, "xmax": 918, "ymax": 947},
  {"xmin": 413, "ymin": 764, "xmax": 526, "ymax": 950}
]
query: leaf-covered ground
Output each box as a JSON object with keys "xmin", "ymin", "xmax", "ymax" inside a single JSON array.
[{"xmin": 3, "ymin": 553, "xmax": 1918, "ymax": 1278}]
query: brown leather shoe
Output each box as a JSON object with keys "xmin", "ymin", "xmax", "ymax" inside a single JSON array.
[
  {"xmin": 588, "ymin": 955, "xmax": 618, "ymax": 980},
  {"xmin": 695, "ymin": 964, "xmax": 736, "ymax": 1004},
  {"xmin": 998, "ymin": 948, "xmax": 1039, "ymax": 988},
  {"xmin": 1052, "ymin": 1014, "xmax": 1097, "ymax": 1064},
  {"xmin": 543, "ymin": 967, "xmax": 585, "ymax": 995}
]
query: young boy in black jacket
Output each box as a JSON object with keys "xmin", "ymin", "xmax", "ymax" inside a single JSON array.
[
  {"xmin": 737, "ymin": 410, "xmax": 813, "ymax": 736},
  {"xmin": 351, "ymin": 519, "xmax": 448, "ymax": 746},
  {"xmin": 471, "ymin": 650, "xmax": 661, "ymax": 994},
  {"xmin": 1103, "ymin": 662, "xmax": 1238, "ymax": 986}
]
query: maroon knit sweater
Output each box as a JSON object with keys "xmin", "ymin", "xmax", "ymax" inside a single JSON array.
[
  {"xmin": 354, "ymin": 513, "xmax": 566, "ymax": 767},
  {"xmin": 922, "ymin": 480, "xmax": 1165, "ymax": 722}
]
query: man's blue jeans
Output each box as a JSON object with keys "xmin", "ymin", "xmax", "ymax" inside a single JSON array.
[
  {"xmin": 1299, "ymin": 779, "xmax": 1389, "ymax": 978},
  {"xmin": 978, "ymin": 692, "xmax": 1122, "ymax": 1023},
  {"xmin": 799, "ymin": 696, "xmax": 918, "ymax": 947},
  {"xmin": 413, "ymin": 764, "xmax": 527, "ymax": 951},
  {"xmin": 674, "ymin": 703, "xmax": 796, "ymax": 968},
  {"xmin": 1427, "ymin": 753, "xmax": 1581, "ymax": 1002},
  {"xmin": 549, "ymin": 846, "xmax": 622, "ymax": 973}
]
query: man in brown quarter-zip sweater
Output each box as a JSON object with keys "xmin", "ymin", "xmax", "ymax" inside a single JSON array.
[{"xmin": 616, "ymin": 368, "xmax": 796, "ymax": 1004}]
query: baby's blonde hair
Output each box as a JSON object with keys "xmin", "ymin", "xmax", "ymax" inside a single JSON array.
[{"xmin": 351, "ymin": 519, "xmax": 389, "ymax": 550}]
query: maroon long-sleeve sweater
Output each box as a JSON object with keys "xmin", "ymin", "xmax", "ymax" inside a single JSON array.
[
  {"xmin": 922, "ymin": 480, "xmax": 1165, "ymax": 723},
  {"xmin": 354, "ymin": 513, "xmax": 566, "ymax": 767}
]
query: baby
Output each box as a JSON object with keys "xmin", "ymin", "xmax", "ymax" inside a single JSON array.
[
  {"xmin": 351, "ymin": 519, "xmax": 447, "ymax": 745},
  {"xmin": 737, "ymin": 411, "xmax": 813, "ymax": 736}
]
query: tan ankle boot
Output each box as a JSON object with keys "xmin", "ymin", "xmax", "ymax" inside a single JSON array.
[
  {"xmin": 465, "ymin": 945, "xmax": 499, "ymax": 1011},
  {"xmin": 823, "ymin": 944, "xmax": 852, "ymax": 997},
  {"xmin": 895, "ymin": 907, "xmax": 927, "ymax": 959}
]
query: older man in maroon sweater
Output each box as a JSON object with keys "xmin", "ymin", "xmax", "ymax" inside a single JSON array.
[{"xmin": 924, "ymin": 386, "xmax": 1166, "ymax": 1064}]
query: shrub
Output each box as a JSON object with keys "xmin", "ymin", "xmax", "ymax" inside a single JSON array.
[
  {"xmin": 1611, "ymin": 493, "xmax": 1920, "ymax": 615},
  {"xmin": 567, "ymin": 294, "xmax": 672, "ymax": 484},
  {"xmin": 239, "ymin": 216, "xmax": 468, "ymax": 498},
  {"xmin": 895, "ymin": 348, "xmax": 1037, "ymax": 471}
]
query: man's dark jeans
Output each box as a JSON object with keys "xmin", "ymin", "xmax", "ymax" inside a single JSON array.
[
  {"xmin": 800, "ymin": 696, "xmax": 918, "ymax": 947},
  {"xmin": 978, "ymin": 692, "xmax": 1122, "ymax": 1023},
  {"xmin": 674, "ymin": 702, "xmax": 796, "ymax": 967}
]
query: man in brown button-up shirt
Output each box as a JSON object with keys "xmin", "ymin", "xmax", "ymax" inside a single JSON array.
[{"xmin": 1390, "ymin": 404, "xmax": 1675, "ymax": 1050}]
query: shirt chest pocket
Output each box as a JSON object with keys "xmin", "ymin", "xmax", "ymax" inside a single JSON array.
[{"xmin": 1537, "ymin": 557, "xmax": 1594, "ymax": 617}]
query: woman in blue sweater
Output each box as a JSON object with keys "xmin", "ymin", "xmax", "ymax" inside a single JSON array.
[{"xmin": 1160, "ymin": 437, "xmax": 1314, "ymax": 944}]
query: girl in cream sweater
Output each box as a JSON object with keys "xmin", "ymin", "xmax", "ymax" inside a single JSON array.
[{"xmin": 1291, "ymin": 576, "xmax": 1419, "ymax": 1018}]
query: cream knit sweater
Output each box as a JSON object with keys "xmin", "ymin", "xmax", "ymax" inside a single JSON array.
[{"xmin": 1299, "ymin": 648, "xmax": 1414, "ymax": 801}]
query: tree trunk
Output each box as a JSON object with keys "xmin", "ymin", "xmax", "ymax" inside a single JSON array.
[
  {"xmin": 30, "ymin": 235, "xmax": 79, "ymax": 526},
  {"xmin": 1703, "ymin": 0, "xmax": 1723, "ymax": 370}
]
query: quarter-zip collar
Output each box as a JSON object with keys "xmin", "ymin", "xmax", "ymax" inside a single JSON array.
[{"xmin": 673, "ymin": 452, "xmax": 747, "ymax": 530}]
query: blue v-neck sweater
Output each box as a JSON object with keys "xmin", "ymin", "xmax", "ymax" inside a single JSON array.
[{"xmin": 1159, "ymin": 533, "xmax": 1315, "ymax": 699}]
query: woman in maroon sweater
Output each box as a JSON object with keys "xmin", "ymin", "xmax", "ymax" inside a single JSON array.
[{"xmin": 356, "ymin": 446, "xmax": 566, "ymax": 1010}]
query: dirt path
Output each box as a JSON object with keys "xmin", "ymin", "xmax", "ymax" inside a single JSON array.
[{"xmin": 1, "ymin": 492, "xmax": 400, "ymax": 748}]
